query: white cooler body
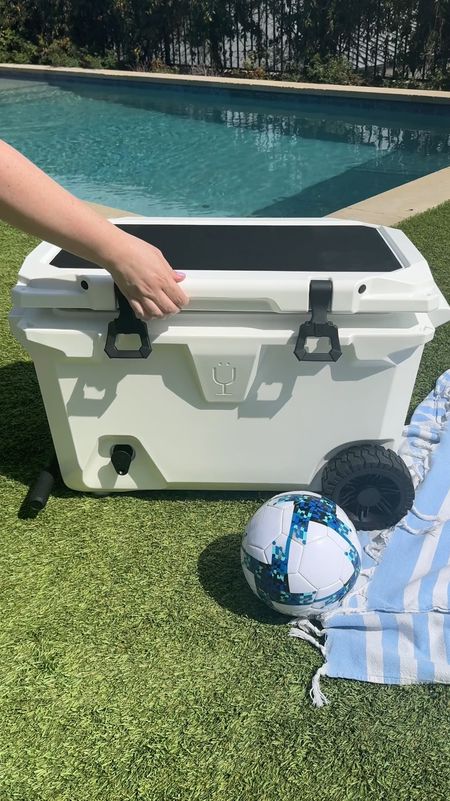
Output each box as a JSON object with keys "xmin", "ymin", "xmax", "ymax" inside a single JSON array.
[{"xmin": 9, "ymin": 218, "xmax": 450, "ymax": 493}]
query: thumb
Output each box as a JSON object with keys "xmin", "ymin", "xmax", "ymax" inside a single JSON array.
[{"xmin": 174, "ymin": 271, "xmax": 186, "ymax": 282}]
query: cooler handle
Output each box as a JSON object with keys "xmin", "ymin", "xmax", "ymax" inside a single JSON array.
[
  {"xmin": 294, "ymin": 280, "xmax": 342, "ymax": 362},
  {"xmin": 105, "ymin": 287, "xmax": 151, "ymax": 359}
]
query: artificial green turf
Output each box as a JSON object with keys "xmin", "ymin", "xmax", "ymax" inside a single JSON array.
[{"xmin": 0, "ymin": 209, "xmax": 449, "ymax": 801}]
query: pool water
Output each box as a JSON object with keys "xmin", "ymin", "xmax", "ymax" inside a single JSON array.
[{"xmin": 1, "ymin": 75, "xmax": 450, "ymax": 217}]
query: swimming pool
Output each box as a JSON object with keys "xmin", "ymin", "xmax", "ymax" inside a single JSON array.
[{"xmin": 1, "ymin": 74, "xmax": 450, "ymax": 217}]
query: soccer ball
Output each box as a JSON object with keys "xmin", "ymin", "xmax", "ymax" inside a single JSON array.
[{"xmin": 241, "ymin": 491, "xmax": 362, "ymax": 617}]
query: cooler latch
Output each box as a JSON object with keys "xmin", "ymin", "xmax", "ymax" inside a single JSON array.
[
  {"xmin": 105, "ymin": 287, "xmax": 151, "ymax": 359},
  {"xmin": 294, "ymin": 280, "xmax": 342, "ymax": 362}
]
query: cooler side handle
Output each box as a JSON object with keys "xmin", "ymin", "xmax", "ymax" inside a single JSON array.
[{"xmin": 427, "ymin": 288, "xmax": 450, "ymax": 329}]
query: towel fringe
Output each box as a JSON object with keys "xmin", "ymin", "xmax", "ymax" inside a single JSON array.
[
  {"xmin": 399, "ymin": 520, "xmax": 440, "ymax": 536},
  {"xmin": 310, "ymin": 665, "xmax": 329, "ymax": 708},
  {"xmin": 365, "ymin": 527, "xmax": 395, "ymax": 563},
  {"xmin": 289, "ymin": 621, "xmax": 327, "ymax": 656},
  {"xmin": 293, "ymin": 619, "xmax": 325, "ymax": 638},
  {"xmin": 398, "ymin": 505, "xmax": 442, "ymax": 536},
  {"xmin": 290, "ymin": 620, "xmax": 330, "ymax": 707},
  {"xmin": 411, "ymin": 505, "xmax": 439, "ymax": 522}
]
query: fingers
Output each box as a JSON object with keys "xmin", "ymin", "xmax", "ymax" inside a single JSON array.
[
  {"xmin": 129, "ymin": 298, "xmax": 161, "ymax": 320},
  {"xmin": 110, "ymin": 240, "xmax": 189, "ymax": 320},
  {"xmin": 130, "ymin": 292, "xmax": 183, "ymax": 321},
  {"xmin": 165, "ymin": 280, "xmax": 189, "ymax": 309},
  {"xmin": 153, "ymin": 293, "xmax": 181, "ymax": 317},
  {"xmin": 157, "ymin": 255, "xmax": 189, "ymax": 306}
]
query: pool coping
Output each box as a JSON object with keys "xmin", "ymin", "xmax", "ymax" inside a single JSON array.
[
  {"xmin": 2, "ymin": 62, "xmax": 450, "ymax": 104},
  {"xmin": 2, "ymin": 63, "xmax": 450, "ymax": 225},
  {"xmin": 328, "ymin": 166, "xmax": 450, "ymax": 226}
]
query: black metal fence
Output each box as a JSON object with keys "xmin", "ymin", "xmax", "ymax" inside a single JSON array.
[
  {"xmin": 2, "ymin": 1, "xmax": 449, "ymax": 83},
  {"xmin": 152, "ymin": 1, "xmax": 450, "ymax": 83}
]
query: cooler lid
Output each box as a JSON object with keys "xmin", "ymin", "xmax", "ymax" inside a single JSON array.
[
  {"xmin": 11, "ymin": 217, "xmax": 445, "ymax": 314},
  {"xmin": 52, "ymin": 221, "xmax": 401, "ymax": 272}
]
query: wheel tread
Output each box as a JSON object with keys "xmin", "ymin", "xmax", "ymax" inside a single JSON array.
[{"xmin": 322, "ymin": 444, "xmax": 414, "ymax": 531}]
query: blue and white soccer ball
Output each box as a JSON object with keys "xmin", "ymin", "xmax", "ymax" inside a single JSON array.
[{"xmin": 241, "ymin": 491, "xmax": 362, "ymax": 618}]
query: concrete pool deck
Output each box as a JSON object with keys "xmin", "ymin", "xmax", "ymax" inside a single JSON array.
[
  {"xmin": 329, "ymin": 166, "xmax": 450, "ymax": 225},
  {"xmin": 2, "ymin": 63, "xmax": 450, "ymax": 226}
]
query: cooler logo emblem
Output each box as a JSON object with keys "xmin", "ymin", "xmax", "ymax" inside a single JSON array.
[{"xmin": 212, "ymin": 362, "xmax": 237, "ymax": 395}]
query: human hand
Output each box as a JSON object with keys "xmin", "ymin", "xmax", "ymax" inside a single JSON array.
[
  {"xmin": 106, "ymin": 230, "xmax": 189, "ymax": 320},
  {"xmin": 0, "ymin": 140, "xmax": 188, "ymax": 321}
]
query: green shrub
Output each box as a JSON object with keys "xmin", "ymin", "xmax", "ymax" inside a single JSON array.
[
  {"xmin": 149, "ymin": 57, "xmax": 180, "ymax": 74},
  {"xmin": 424, "ymin": 69, "xmax": 450, "ymax": 90},
  {"xmin": 0, "ymin": 29, "xmax": 38, "ymax": 64},
  {"xmin": 39, "ymin": 38, "xmax": 80, "ymax": 67},
  {"xmin": 305, "ymin": 54, "xmax": 360, "ymax": 85},
  {"xmin": 78, "ymin": 49, "xmax": 119, "ymax": 70},
  {"xmin": 382, "ymin": 71, "xmax": 450, "ymax": 91},
  {"xmin": 32, "ymin": 38, "xmax": 119, "ymax": 70}
]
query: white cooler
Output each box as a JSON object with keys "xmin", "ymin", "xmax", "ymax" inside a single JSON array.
[{"xmin": 9, "ymin": 218, "xmax": 450, "ymax": 529}]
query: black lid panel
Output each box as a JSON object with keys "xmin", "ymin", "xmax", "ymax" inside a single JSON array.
[{"xmin": 50, "ymin": 223, "xmax": 402, "ymax": 272}]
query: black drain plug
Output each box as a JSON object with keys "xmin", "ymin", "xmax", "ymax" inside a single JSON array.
[{"xmin": 111, "ymin": 445, "xmax": 134, "ymax": 475}]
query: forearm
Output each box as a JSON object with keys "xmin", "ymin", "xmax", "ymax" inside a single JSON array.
[
  {"xmin": 0, "ymin": 139, "xmax": 127, "ymax": 269},
  {"xmin": 0, "ymin": 139, "xmax": 188, "ymax": 320}
]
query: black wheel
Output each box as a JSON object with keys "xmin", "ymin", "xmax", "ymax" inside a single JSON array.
[{"xmin": 322, "ymin": 444, "xmax": 414, "ymax": 531}]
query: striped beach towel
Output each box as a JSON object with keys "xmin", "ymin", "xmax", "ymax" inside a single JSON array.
[{"xmin": 290, "ymin": 369, "xmax": 450, "ymax": 706}]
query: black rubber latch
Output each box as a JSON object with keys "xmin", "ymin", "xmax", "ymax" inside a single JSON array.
[
  {"xmin": 105, "ymin": 287, "xmax": 151, "ymax": 359},
  {"xmin": 294, "ymin": 279, "xmax": 342, "ymax": 362}
]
